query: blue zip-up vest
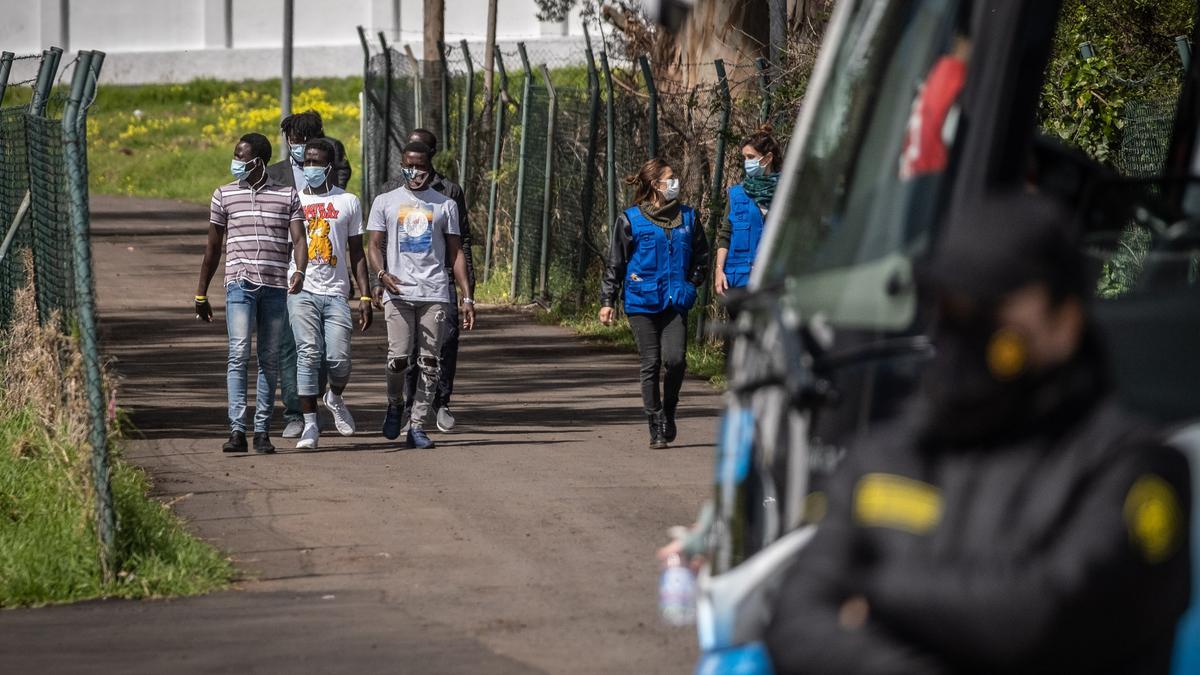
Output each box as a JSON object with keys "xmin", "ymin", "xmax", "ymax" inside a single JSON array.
[
  {"xmin": 623, "ymin": 205, "xmax": 698, "ymax": 315},
  {"xmin": 723, "ymin": 183, "xmax": 765, "ymax": 289}
]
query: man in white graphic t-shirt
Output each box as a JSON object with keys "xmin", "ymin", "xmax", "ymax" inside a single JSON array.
[
  {"xmin": 367, "ymin": 141, "xmax": 475, "ymax": 450},
  {"xmin": 287, "ymin": 139, "xmax": 374, "ymax": 449}
]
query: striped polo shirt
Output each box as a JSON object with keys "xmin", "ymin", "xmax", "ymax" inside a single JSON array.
[{"xmin": 210, "ymin": 177, "xmax": 304, "ymax": 289}]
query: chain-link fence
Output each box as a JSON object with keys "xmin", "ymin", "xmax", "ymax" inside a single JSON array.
[
  {"xmin": 357, "ymin": 28, "xmax": 790, "ymax": 328},
  {"xmin": 0, "ymin": 47, "xmax": 115, "ymax": 576}
]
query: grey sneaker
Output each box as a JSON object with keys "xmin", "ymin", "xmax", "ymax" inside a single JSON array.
[
  {"xmin": 282, "ymin": 419, "xmax": 305, "ymax": 438},
  {"xmin": 435, "ymin": 406, "xmax": 456, "ymax": 433}
]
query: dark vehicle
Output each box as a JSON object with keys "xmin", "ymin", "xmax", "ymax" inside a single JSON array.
[{"xmin": 691, "ymin": 1, "xmax": 1200, "ymax": 672}]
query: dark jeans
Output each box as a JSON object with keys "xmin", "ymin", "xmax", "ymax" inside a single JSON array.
[
  {"xmin": 403, "ymin": 301, "xmax": 459, "ymax": 414},
  {"xmin": 628, "ymin": 309, "xmax": 688, "ymax": 415}
]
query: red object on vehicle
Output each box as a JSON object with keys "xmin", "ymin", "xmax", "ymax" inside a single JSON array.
[{"xmin": 899, "ymin": 55, "xmax": 968, "ymax": 179}]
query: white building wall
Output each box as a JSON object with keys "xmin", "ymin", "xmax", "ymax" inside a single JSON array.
[{"xmin": 0, "ymin": 0, "xmax": 590, "ymax": 84}]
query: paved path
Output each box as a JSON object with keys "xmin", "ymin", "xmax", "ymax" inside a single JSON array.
[{"xmin": 0, "ymin": 196, "xmax": 715, "ymax": 674}]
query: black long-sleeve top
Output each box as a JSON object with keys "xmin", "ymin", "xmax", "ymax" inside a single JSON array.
[{"xmin": 600, "ymin": 205, "xmax": 710, "ymax": 308}]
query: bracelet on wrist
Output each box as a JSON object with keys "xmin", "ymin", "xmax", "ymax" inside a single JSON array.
[
  {"xmin": 360, "ymin": 296, "xmax": 372, "ymax": 302},
  {"xmin": 195, "ymin": 295, "xmax": 208, "ymax": 302},
  {"xmin": 462, "ymin": 298, "xmax": 475, "ymax": 305},
  {"xmin": 376, "ymin": 269, "xmax": 387, "ymax": 281}
]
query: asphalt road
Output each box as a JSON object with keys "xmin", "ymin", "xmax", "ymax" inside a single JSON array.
[{"xmin": 0, "ymin": 195, "xmax": 716, "ymax": 674}]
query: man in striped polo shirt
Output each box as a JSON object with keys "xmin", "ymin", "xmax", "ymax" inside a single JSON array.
[{"xmin": 195, "ymin": 132, "xmax": 308, "ymax": 454}]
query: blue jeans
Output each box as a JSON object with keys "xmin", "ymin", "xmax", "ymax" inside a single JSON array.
[
  {"xmin": 225, "ymin": 281, "xmax": 287, "ymax": 433},
  {"xmin": 287, "ymin": 291, "xmax": 353, "ymax": 396}
]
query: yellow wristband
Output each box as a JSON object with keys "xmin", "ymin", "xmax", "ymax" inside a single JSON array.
[
  {"xmin": 359, "ymin": 296, "xmax": 372, "ymax": 302},
  {"xmin": 195, "ymin": 295, "xmax": 207, "ymax": 302}
]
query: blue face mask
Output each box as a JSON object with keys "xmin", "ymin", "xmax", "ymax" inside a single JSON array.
[
  {"xmin": 303, "ymin": 165, "xmax": 330, "ymax": 188},
  {"xmin": 744, "ymin": 157, "xmax": 766, "ymax": 178},
  {"xmin": 290, "ymin": 144, "xmax": 306, "ymax": 164},
  {"xmin": 231, "ymin": 157, "xmax": 257, "ymax": 181}
]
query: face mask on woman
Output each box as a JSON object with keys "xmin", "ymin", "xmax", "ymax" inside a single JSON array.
[
  {"xmin": 659, "ymin": 178, "xmax": 680, "ymax": 201},
  {"xmin": 290, "ymin": 143, "xmax": 307, "ymax": 164},
  {"xmin": 303, "ymin": 165, "xmax": 330, "ymax": 188},
  {"xmin": 744, "ymin": 156, "xmax": 768, "ymax": 178}
]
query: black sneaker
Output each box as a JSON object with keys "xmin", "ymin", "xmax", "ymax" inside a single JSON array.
[
  {"xmin": 222, "ymin": 431, "xmax": 248, "ymax": 453},
  {"xmin": 382, "ymin": 403, "xmax": 403, "ymax": 440},
  {"xmin": 253, "ymin": 432, "xmax": 276, "ymax": 454}
]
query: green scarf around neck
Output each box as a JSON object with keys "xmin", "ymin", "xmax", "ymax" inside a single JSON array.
[{"xmin": 743, "ymin": 173, "xmax": 779, "ymax": 209}]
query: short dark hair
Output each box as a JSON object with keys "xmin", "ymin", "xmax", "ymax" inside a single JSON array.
[
  {"xmin": 239, "ymin": 132, "xmax": 272, "ymax": 162},
  {"xmin": 403, "ymin": 140, "xmax": 433, "ymax": 163},
  {"xmin": 282, "ymin": 110, "xmax": 324, "ymax": 141},
  {"xmin": 304, "ymin": 138, "xmax": 336, "ymax": 164},
  {"xmin": 409, "ymin": 128, "xmax": 437, "ymax": 155}
]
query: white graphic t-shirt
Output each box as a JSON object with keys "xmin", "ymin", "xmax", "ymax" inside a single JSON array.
[
  {"xmin": 289, "ymin": 186, "xmax": 364, "ymax": 297},
  {"xmin": 366, "ymin": 185, "xmax": 459, "ymax": 303}
]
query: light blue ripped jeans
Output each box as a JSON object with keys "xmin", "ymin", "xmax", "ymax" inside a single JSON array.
[
  {"xmin": 287, "ymin": 290, "xmax": 353, "ymax": 397},
  {"xmin": 225, "ymin": 280, "xmax": 287, "ymax": 433}
]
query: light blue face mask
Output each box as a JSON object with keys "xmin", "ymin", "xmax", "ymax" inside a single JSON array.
[
  {"xmin": 231, "ymin": 157, "xmax": 256, "ymax": 181},
  {"xmin": 744, "ymin": 157, "xmax": 766, "ymax": 178},
  {"xmin": 290, "ymin": 143, "xmax": 306, "ymax": 164},
  {"xmin": 303, "ymin": 165, "xmax": 330, "ymax": 188}
]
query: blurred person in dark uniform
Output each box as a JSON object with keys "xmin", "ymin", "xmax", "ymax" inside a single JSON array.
[{"xmin": 764, "ymin": 191, "xmax": 1191, "ymax": 674}]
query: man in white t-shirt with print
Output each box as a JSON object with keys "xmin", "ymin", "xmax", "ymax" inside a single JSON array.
[
  {"xmin": 288, "ymin": 139, "xmax": 374, "ymax": 449},
  {"xmin": 367, "ymin": 141, "xmax": 475, "ymax": 450}
]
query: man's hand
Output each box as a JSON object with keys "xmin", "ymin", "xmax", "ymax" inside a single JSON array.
[
  {"xmin": 599, "ymin": 306, "xmax": 615, "ymax": 326},
  {"xmin": 379, "ymin": 271, "xmax": 401, "ymax": 295},
  {"xmin": 195, "ymin": 297, "xmax": 213, "ymax": 323},
  {"xmin": 372, "ymin": 285, "xmax": 385, "ymax": 310},
  {"xmin": 461, "ymin": 303, "xmax": 476, "ymax": 331},
  {"xmin": 289, "ymin": 272, "xmax": 304, "ymax": 294},
  {"xmin": 714, "ymin": 270, "xmax": 729, "ymax": 296},
  {"xmin": 357, "ymin": 298, "xmax": 374, "ymax": 332}
]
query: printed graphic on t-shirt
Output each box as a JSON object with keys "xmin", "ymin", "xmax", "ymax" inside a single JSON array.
[
  {"xmin": 396, "ymin": 204, "xmax": 435, "ymax": 253},
  {"xmin": 304, "ymin": 201, "xmax": 342, "ymax": 267}
]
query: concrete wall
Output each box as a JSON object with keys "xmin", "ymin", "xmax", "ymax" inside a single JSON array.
[{"xmin": 0, "ymin": 0, "xmax": 592, "ymax": 84}]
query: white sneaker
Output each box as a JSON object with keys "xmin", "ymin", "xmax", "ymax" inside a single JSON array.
[
  {"xmin": 323, "ymin": 390, "xmax": 356, "ymax": 436},
  {"xmin": 282, "ymin": 419, "xmax": 305, "ymax": 438},
  {"xmin": 295, "ymin": 423, "xmax": 320, "ymax": 449},
  {"xmin": 435, "ymin": 407, "xmax": 456, "ymax": 433}
]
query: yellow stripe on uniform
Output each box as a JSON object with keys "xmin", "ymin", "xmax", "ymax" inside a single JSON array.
[{"xmin": 853, "ymin": 473, "xmax": 943, "ymax": 534}]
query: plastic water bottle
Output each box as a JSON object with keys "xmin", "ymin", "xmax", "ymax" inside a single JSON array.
[{"xmin": 659, "ymin": 553, "xmax": 697, "ymax": 626}]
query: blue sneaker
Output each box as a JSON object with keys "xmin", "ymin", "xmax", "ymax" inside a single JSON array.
[
  {"xmin": 382, "ymin": 403, "xmax": 403, "ymax": 440},
  {"xmin": 406, "ymin": 426, "xmax": 435, "ymax": 449}
]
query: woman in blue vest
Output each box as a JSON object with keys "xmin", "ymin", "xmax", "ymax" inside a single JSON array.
[
  {"xmin": 714, "ymin": 125, "xmax": 783, "ymax": 297},
  {"xmin": 600, "ymin": 158, "xmax": 710, "ymax": 449}
]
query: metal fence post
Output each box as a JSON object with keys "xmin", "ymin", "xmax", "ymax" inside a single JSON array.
[
  {"xmin": 599, "ymin": 50, "xmax": 617, "ymax": 237},
  {"xmin": 510, "ymin": 43, "xmax": 534, "ymax": 301},
  {"xmin": 638, "ymin": 55, "xmax": 658, "ymax": 159},
  {"xmin": 538, "ymin": 64, "xmax": 558, "ymax": 300},
  {"xmin": 356, "ymin": 27, "xmax": 373, "ymax": 203},
  {"xmin": 459, "ymin": 40, "xmax": 474, "ymax": 187},
  {"xmin": 378, "ymin": 32, "xmax": 394, "ymax": 184},
  {"xmin": 575, "ymin": 29, "xmax": 601, "ymax": 308},
  {"xmin": 695, "ymin": 59, "xmax": 731, "ymax": 343},
  {"xmin": 405, "ymin": 45, "xmax": 422, "ymax": 128},
  {"xmin": 0, "ymin": 52, "xmax": 14, "ymax": 107},
  {"xmin": 756, "ymin": 57, "xmax": 771, "ymax": 126},
  {"xmin": 483, "ymin": 47, "xmax": 509, "ymax": 282},
  {"xmin": 62, "ymin": 50, "xmax": 115, "ymax": 580},
  {"xmin": 31, "ymin": 47, "xmax": 64, "ymax": 116},
  {"xmin": 437, "ymin": 41, "xmax": 451, "ymax": 166}
]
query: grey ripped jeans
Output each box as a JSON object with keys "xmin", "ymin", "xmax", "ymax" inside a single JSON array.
[{"xmin": 384, "ymin": 298, "xmax": 448, "ymax": 428}]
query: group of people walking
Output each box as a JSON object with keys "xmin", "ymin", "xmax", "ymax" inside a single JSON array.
[
  {"xmin": 196, "ymin": 111, "xmax": 473, "ymax": 453},
  {"xmin": 195, "ymin": 107, "xmax": 781, "ymax": 453}
]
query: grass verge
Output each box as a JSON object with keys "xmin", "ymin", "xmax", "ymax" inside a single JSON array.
[{"xmin": 0, "ymin": 258, "xmax": 232, "ymax": 607}]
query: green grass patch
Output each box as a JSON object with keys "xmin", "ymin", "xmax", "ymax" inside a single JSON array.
[
  {"xmin": 46, "ymin": 77, "xmax": 365, "ymax": 205},
  {"xmin": 0, "ymin": 408, "xmax": 233, "ymax": 606}
]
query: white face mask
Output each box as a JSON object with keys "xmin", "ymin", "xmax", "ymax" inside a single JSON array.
[{"xmin": 659, "ymin": 178, "xmax": 680, "ymax": 201}]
